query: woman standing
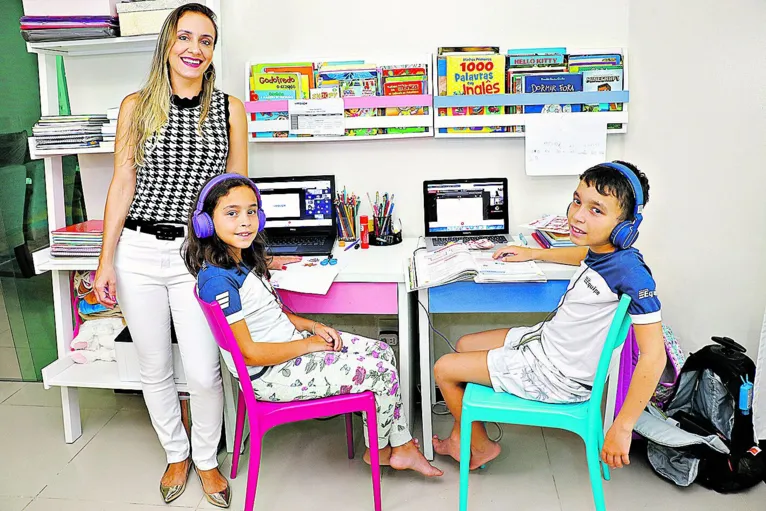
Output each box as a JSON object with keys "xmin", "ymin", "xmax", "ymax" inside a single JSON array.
[{"xmin": 94, "ymin": 4, "xmax": 239, "ymax": 506}]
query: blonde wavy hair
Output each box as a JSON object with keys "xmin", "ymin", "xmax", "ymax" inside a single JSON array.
[{"xmin": 128, "ymin": 3, "xmax": 219, "ymax": 167}]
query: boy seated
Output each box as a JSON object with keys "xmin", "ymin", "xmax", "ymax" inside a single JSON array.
[{"xmin": 433, "ymin": 161, "xmax": 667, "ymax": 470}]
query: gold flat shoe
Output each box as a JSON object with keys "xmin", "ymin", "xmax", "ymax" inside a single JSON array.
[
  {"xmin": 160, "ymin": 458, "xmax": 192, "ymax": 504},
  {"xmin": 196, "ymin": 466, "xmax": 231, "ymax": 508}
]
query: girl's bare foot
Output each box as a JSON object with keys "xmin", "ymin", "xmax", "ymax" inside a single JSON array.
[
  {"xmin": 363, "ymin": 445, "xmax": 392, "ymax": 466},
  {"xmin": 390, "ymin": 440, "xmax": 443, "ymax": 477}
]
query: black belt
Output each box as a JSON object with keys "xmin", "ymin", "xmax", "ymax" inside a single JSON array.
[{"xmin": 124, "ymin": 219, "xmax": 186, "ymax": 240}]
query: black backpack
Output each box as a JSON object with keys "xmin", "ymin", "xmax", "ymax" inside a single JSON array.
[{"xmin": 655, "ymin": 336, "xmax": 765, "ymax": 492}]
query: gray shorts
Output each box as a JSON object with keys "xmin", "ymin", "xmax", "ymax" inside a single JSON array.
[{"xmin": 486, "ymin": 327, "xmax": 591, "ymax": 404}]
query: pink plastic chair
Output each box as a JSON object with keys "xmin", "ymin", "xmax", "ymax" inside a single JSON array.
[{"xmin": 194, "ymin": 289, "xmax": 382, "ymax": 511}]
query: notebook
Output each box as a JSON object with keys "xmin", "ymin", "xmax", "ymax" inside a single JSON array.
[{"xmin": 405, "ymin": 243, "xmax": 546, "ymax": 291}]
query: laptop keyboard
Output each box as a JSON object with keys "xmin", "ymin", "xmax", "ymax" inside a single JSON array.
[
  {"xmin": 432, "ymin": 235, "xmax": 508, "ymax": 246},
  {"xmin": 269, "ymin": 236, "xmax": 326, "ymax": 247}
]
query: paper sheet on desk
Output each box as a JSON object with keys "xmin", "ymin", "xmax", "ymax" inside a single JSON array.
[
  {"xmin": 472, "ymin": 253, "xmax": 547, "ymax": 283},
  {"xmin": 525, "ymin": 114, "xmax": 606, "ymax": 176},
  {"xmin": 270, "ymin": 263, "xmax": 343, "ymax": 295}
]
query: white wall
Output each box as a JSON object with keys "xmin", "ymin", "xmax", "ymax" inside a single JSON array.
[
  {"xmin": 219, "ymin": 0, "xmax": 766, "ymax": 356},
  {"xmin": 222, "ymin": 0, "xmax": 629, "ymax": 237},
  {"xmin": 627, "ymin": 0, "xmax": 766, "ymax": 354}
]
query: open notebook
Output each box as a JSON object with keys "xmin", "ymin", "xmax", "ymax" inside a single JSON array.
[{"xmin": 405, "ymin": 243, "xmax": 546, "ymax": 291}]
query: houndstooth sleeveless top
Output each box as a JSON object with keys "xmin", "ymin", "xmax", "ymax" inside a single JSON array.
[{"xmin": 127, "ymin": 89, "xmax": 230, "ymax": 224}]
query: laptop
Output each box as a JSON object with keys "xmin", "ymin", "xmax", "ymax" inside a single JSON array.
[
  {"xmin": 252, "ymin": 175, "xmax": 336, "ymax": 256},
  {"xmin": 423, "ymin": 177, "xmax": 514, "ymax": 251}
]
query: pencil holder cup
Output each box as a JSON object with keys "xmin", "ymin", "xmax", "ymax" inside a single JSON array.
[
  {"xmin": 369, "ymin": 231, "xmax": 402, "ymax": 246},
  {"xmin": 336, "ymin": 217, "xmax": 357, "ymax": 243},
  {"xmin": 370, "ymin": 215, "xmax": 402, "ymax": 246}
]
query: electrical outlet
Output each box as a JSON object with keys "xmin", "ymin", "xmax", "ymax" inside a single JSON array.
[
  {"xmin": 379, "ymin": 331, "xmax": 398, "ymax": 347},
  {"xmin": 377, "ymin": 317, "xmax": 398, "ymax": 346}
]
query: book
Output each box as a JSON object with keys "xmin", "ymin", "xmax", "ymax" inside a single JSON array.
[
  {"xmin": 523, "ymin": 214, "xmax": 570, "ymax": 234},
  {"xmin": 522, "ymin": 73, "xmax": 583, "ymax": 114},
  {"xmin": 405, "ymin": 243, "xmax": 546, "ymax": 291},
  {"xmin": 445, "ymin": 54, "xmax": 506, "ymax": 134},
  {"xmin": 438, "ymin": 46, "xmax": 500, "ymax": 55},
  {"xmin": 310, "ymin": 87, "xmax": 340, "ymax": 99},
  {"xmin": 251, "ymin": 62, "xmax": 313, "ymax": 98},
  {"xmin": 340, "ymin": 75, "xmax": 379, "ymax": 136},
  {"xmin": 568, "ymin": 53, "xmax": 622, "ymax": 67},
  {"xmin": 52, "ymin": 220, "xmax": 103, "ymax": 234},
  {"xmin": 381, "ymin": 64, "xmax": 429, "ymax": 134},
  {"xmin": 537, "ymin": 229, "xmax": 576, "ymax": 247},
  {"xmin": 580, "ymin": 67, "xmax": 624, "ymax": 129},
  {"xmin": 251, "ymin": 88, "xmax": 296, "ymax": 139}
]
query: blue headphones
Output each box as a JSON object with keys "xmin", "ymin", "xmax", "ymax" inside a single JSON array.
[
  {"xmin": 600, "ymin": 162, "xmax": 644, "ymax": 249},
  {"xmin": 191, "ymin": 174, "xmax": 266, "ymax": 238}
]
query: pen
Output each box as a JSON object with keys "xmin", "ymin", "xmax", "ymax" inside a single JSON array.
[
  {"xmin": 344, "ymin": 239, "xmax": 359, "ymax": 251},
  {"xmin": 518, "ymin": 233, "xmax": 528, "ymax": 246}
]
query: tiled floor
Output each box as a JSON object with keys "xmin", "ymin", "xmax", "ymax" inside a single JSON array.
[{"xmin": 0, "ymin": 381, "xmax": 764, "ymax": 510}]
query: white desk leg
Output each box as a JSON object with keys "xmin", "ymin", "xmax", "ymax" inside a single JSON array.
[
  {"xmin": 61, "ymin": 387, "xmax": 82, "ymax": 443},
  {"xmin": 397, "ymin": 283, "xmax": 413, "ymax": 431},
  {"xmin": 603, "ymin": 350, "xmax": 621, "ymax": 432},
  {"xmin": 418, "ymin": 289, "xmax": 434, "ymax": 460}
]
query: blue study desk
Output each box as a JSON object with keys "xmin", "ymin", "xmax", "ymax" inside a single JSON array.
[{"xmin": 417, "ymin": 261, "xmax": 598, "ymax": 460}]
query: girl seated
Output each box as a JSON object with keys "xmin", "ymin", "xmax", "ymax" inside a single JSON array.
[{"xmin": 184, "ymin": 174, "xmax": 441, "ymax": 477}]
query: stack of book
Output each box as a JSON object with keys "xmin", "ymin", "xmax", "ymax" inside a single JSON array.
[
  {"xmin": 533, "ymin": 229, "xmax": 576, "ymax": 248},
  {"xmin": 50, "ymin": 221, "xmax": 103, "ymax": 258},
  {"xmin": 20, "ymin": 16, "xmax": 119, "ymax": 43},
  {"xmin": 33, "ymin": 115, "xmax": 109, "ymax": 151},
  {"xmin": 101, "ymin": 108, "xmax": 119, "ymax": 144},
  {"xmin": 525, "ymin": 214, "xmax": 577, "ymax": 248}
]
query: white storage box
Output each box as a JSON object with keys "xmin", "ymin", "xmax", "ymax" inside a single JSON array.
[
  {"xmin": 116, "ymin": 0, "xmax": 199, "ymax": 36},
  {"xmin": 22, "ymin": 0, "xmax": 119, "ymax": 17},
  {"xmin": 115, "ymin": 333, "xmax": 187, "ymax": 384}
]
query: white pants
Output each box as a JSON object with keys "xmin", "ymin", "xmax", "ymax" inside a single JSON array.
[{"xmin": 115, "ymin": 227, "xmax": 223, "ymax": 470}]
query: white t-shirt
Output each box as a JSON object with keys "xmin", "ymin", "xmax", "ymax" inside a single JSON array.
[
  {"xmin": 197, "ymin": 263, "xmax": 301, "ymax": 379},
  {"xmin": 534, "ymin": 247, "xmax": 662, "ymax": 386}
]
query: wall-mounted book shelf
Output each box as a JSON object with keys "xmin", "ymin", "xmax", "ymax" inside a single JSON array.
[
  {"xmin": 246, "ymin": 94, "xmax": 433, "ymax": 142},
  {"xmin": 245, "ymin": 57, "xmax": 434, "ymax": 143},
  {"xmin": 431, "ymin": 48, "xmax": 629, "ymax": 138}
]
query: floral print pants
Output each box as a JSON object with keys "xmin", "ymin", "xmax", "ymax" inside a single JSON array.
[{"xmin": 252, "ymin": 332, "xmax": 412, "ymax": 449}]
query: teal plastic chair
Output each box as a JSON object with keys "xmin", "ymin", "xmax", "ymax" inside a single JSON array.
[{"xmin": 459, "ymin": 294, "xmax": 632, "ymax": 511}]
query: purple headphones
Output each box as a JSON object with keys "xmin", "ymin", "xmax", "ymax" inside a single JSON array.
[{"xmin": 191, "ymin": 174, "xmax": 266, "ymax": 238}]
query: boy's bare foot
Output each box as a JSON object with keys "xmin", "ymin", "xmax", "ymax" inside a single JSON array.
[
  {"xmin": 363, "ymin": 445, "xmax": 392, "ymax": 466},
  {"xmin": 161, "ymin": 458, "xmax": 191, "ymax": 487},
  {"xmin": 390, "ymin": 440, "xmax": 443, "ymax": 477},
  {"xmin": 433, "ymin": 434, "xmax": 461, "ymax": 462},
  {"xmin": 433, "ymin": 434, "xmax": 502, "ymax": 469},
  {"xmin": 469, "ymin": 441, "xmax": 502, "ymax": 470}
]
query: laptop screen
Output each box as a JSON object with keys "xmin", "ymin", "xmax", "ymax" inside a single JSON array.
[
  {"xmin": 423, "ymin": 178, "xmax": 509, "ymax": 235},
  {"xmin": 252, "ymin": 176, "xmax": 335, "ymax": 229}
]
